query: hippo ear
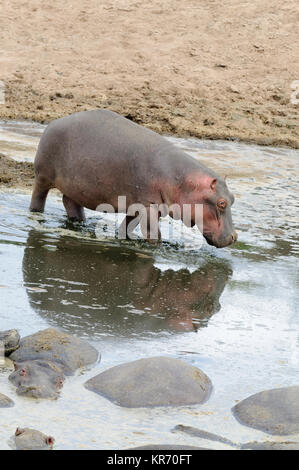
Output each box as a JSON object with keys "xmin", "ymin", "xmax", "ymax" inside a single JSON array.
[
  {"xmin": 210, "ymin": 178, "xmax": 217, "ymax": 191},
  {"xmin": 46, "ymin": 436, "xmax": 55, "ymax": 446},
  {"xmin": 15, "ymin": 428, "xmax": 24, "ymax": 436}
]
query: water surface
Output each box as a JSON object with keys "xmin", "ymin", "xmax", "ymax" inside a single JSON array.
[{"xmin": 0, "ymin": 121, "xmax": 298, "ymax": 449}]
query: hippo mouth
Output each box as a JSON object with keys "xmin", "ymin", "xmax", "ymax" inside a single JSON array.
[
  {"xmin": 16, "ymin": 385, "xmax": 43, "ymax": 398},
  {"xmin": 203, "ymin": 231, "xmax": 237, "ymax": 248}
]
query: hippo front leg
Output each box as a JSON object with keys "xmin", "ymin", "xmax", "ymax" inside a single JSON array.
[
  {"xmin": 140, "ymin": 207, "xmax": 161, "ymax": 244},
  {"xmin": 62, "ymin": 195, "xmax": 85, "ymax": 222},
  {"xmin": 118, "ymin": 215, "xmax": 140, "ymax": 239}
]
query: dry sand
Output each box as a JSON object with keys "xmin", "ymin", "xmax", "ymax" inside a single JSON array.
[{"xmin": 0, "ymin": 0, "xmax": 298, "ymax": 147}]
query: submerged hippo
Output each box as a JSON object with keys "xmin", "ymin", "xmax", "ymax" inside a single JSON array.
[
  {"xmin": 0, "ymin": 392, "xmax": 14, "ymax": 408},
  {"xmin": 14, "ymin": 428, "xmax": 55, "ymax": 450},
  {"xmin": 0, "ymin": 329, "xmax": 20, "ymax": 355},
  {"xmin": 30, "ymin": 110, "xmax": 237, "ymax": 247},
  {"xmin": 9, "ymin": 360, "xmax": 64, "ymax": 399},
  {"xmin": 9, "ymin": 328, "xmax": 99, "ymax": 399},
  {"xmin": 85, "ymin": 356, "xmax": 212, "ymax": 407}
]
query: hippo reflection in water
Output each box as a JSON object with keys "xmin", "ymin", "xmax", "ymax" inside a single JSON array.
[{"xmin": 22, "ymin": 230, "xmax": 232, "ymax": 335}]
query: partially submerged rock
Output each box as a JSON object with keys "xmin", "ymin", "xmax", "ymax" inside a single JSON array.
[
  {"xmin": 10, "ymin": 328, "xmax": 99, "ymax": 375},
  {"xmin": 0, "ymin": 329, "xmax": 20, "ymax": 355},
  {"xmin": 85, "ymin": 356, "xmax": 212, "ymax": 407},
  {"xmin": 9, "ymin": 360, "xmax": 64, "ymax": 399},
  {"xmin": 232, "ymin": 386, "xmax": 299, "ymax": 435},
  {"xmin": 0, "ymin": 392, "xmax": 14, "ymax": 408},
  {"xmin": 14, "ymin": 427, "xmax": 55, "ymax": 450}
]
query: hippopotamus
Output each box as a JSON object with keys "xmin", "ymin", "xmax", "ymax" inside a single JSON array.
[
  {"xmin": 14, "ymin": 428, "xmax": 55, "ymax": 450},
  {"xmin": 0, "ymin": 329, "xmax": 20, "ymax": 355},
  {"xmin": 9, "ymin": 328, "xmax": 99, "ymax": 399},
  {"xmin": 30, "ymin": 110, "xmax": 237, "ymax": 247},
  {"xmin": 9, "ymin": 360, "xmax": 65, "ymax": 399},
  {"xmin": 0, "ymin": 392, "xmax": 14, "ymax": 408}
]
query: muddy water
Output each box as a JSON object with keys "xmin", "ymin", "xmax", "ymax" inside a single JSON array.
[{"xmin": 0, "ymin": 121, "xmax": 298, "ymax": 450}]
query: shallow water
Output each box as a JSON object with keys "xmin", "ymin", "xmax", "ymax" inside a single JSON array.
[{"xmin": 0, "ymin": 121, "xmax": 298, "ymax": 449}]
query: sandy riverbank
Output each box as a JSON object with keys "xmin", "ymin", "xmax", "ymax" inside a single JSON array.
[
  {"xmin": 0, "ymin": 0, "xmax": 298, "ymax": 147},
  {"xmin": 0, "ymin": 154, "xmax": 34, "ymax": 188}
]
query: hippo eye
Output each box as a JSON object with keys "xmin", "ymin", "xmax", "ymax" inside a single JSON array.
[{"xmin": 217, "ymin": 199, "xmax": 227, "ymax": 210}]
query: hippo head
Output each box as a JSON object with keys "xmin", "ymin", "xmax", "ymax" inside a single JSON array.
[
  {"xmin": 15, "ymin": 428, "xmax": 55, "ymax": 450},
  {"xmin": 181, "ymin": 172, "xmax": 237, "ymax": 248},
  {"xmin": 9, "ymin": 360, "xmax": 64, "ymax": 399}
]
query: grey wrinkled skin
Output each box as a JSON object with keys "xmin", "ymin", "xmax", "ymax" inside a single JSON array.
[
  {"xmin": 85, "ymin": 356, "xmax": 212, "ymax": 408},
  {"xmin": 10, "ymin": 328, "xmax": 100, "ymax": 375},
  {"xmin": 0, "ymin": 392, "xmax": 14, "ymax": 408},
  {"xmin": 0, "ymin": 329, "xmax": 20, "ymax": 355},
  {"xmin": 9, "ymin": 328, "xmax": 99, "ymax": 399},
  {"xmin": 30, "ymin": 109, "xmax": 237, "ymax": 248},
  {"xmin": 14, "ymin": 427, "xmax": 55, "ymax": 450},
  {"xmin": 9, "ymin": 360, "xmax": 64, "ymax": 399},
  {"xmin": 232, "ymin": 386, "xmax": 299, "ymax": 435}
]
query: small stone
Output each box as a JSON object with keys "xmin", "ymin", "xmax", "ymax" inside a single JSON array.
[{"xmin": 228, "ymin": 85, "xmax": 240, "ymax": 94}]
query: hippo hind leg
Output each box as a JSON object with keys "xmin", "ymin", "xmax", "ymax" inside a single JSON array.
[
  {"xmin": 30, "ymin": 178, "xmax": 52, "ymax": 213},
  {"xmin": 62, "ymin": 195, "xmax": 85, "ymax": 222}
]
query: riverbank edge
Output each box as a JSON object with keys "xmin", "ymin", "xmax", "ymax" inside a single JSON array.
[{"xmin": 1, "ymin": 106, "xmax": 298, "ymax": 150}]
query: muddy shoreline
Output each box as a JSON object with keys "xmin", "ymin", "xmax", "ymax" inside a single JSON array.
[
  {"xmin": 2, "ymin": 81, "xmax": 299, "ymax": 149},
  {"xmin": 0, "ymin": 154, "xmax": 34, "ymax": 189},
  {"xmin": 0, "ymin": 1, "xmax": 298, "ymax": 149},
  {"xmin": 2, "ymin": 86, "xmax": 299, "ymax": 149}
]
